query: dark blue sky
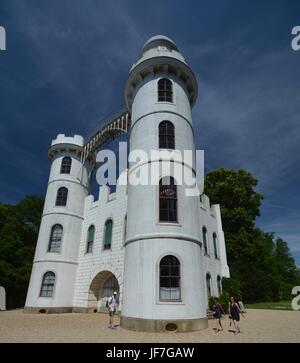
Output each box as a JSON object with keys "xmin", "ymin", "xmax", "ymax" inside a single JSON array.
[{"xmin": 0, "ymin": 0, "xmax": 299, "ymax": 265}]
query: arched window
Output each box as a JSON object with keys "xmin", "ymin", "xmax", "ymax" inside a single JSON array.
[
  {"xmin": 56, "ymin": 187, "xmax": 68, "ymax": 206},
  {"xmin": 217, "ymin": 275, "xmax": 222, "ymax": 296},
  {"xmin": 159, "ymin": 177, "xmax": 177, "ymax": 222},
  {"xmin": 158, "ymin": 78, "xmax": 173, "ymax": 102},
  {"xmin": 213, "ymin": 233, "xmax": 218, "ymax": 259},
  {"xmin": 103, "ymin": 219, "xmax": 113, "ymax": 250},
  {"xmin": 159, "ymin": 255, "xmax": 181, "ymax": 301},
  {"xmin": 159, "ymin": 121, "xmax": 175, "ymax": 149},
  {"xmin": 206, "ymin": 273, "xmax": 212, "ymax": 298},
  {"xmin": 202, "ymin": 227, "xmax": 208, "ymax": 255},
  {"xmin": 40, "ymin": 272, "xmax": 55, "ymax": 297},
  {"xmin": 48, "ymin": 224, "xmax": 63, "ymax": 253},
  {"xmin": 60, "ymin": 156, "xmax": 72, "ymax": 174},
  {"xmin": 86, "ymin": 225, "xmax": 95, "ymax": 253}
]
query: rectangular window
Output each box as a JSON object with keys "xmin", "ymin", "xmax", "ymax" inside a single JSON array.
[
  {"xmin": 104, "ymin": 220, "xmax": 113, "ymax": 250},
  {"xmin": 86, "ymin": 241, "xmax": 93, "ymax": 253}
]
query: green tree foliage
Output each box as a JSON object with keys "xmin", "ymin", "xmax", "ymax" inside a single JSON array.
[
  {"xmin": 204, "ymin": 168, "xmax": 300, "ymax": 303},
  {"xmin": 0, "ymin": 196, "xmax": 44, "ymax": 309},
  {"xmin": 274, "ymin": 237, "xmax": 300, "ymax": 299}
]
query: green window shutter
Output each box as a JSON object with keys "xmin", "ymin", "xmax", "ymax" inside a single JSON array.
[
  {"xmin": 88, "ymin": 226, "xmax": 95, "ymax": 242},
  {"xmin": 86, "ymin": 225, "xmax": 95, "ymax": 253},
  {"xmin": 202, "ymin": 228, "xmax": 208, "ymax": 254},
  {"xmin": 104, "ymin": 220, "xmax": 113, "ymax": 248},
  {"xmin": 213, "ymin": 234, "xmax": 218, "ymax": 259}
]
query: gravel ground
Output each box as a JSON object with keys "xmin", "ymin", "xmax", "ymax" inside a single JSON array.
[{"xmin": 0, "ymin": 309, "xmax": 299, "ymax": 343}]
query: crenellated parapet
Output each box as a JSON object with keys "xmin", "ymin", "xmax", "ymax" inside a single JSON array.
[
  {"xmin": 84, "ymin": 171, "xmax": 128, "ymax": 213},
  {"xmin": 48, "ymin": 134, "xmax": 84, "ymax": 160}
]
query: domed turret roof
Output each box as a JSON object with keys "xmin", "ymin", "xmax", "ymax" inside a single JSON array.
[
  {"xmin": 125, "ymin": 35, "xmax": 198, "ymax": 110},
  {"xmin": 133, "ymin": 34, "xmax": 185, "ymax": 69},
  {"xmin": 142, "ymin": 35, "xmax": 178, "ymax": 53}
]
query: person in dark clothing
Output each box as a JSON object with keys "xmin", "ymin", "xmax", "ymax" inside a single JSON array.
[
  {"xmin": 229, "ymin": 297, "xmax": 243, "ymax": 334},
  {"xmin": 213, "ymin": 298, "xmax": 225, "ymax": 333}
]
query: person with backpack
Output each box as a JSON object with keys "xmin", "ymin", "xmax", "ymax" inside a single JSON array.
[
  {"xmin": 106, "ymin": 291, "xmax": 118, "ymax": 329},
  {"xmin": 213, "ymin": 298, "xmax": 225, "ymax": 333}
]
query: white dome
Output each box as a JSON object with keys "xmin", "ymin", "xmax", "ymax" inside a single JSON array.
[
  {"xmin": 142, "ymin": 35, "xmax": 178, "ymax": 52},
  {"xmin": 132, "ymin": 34, "xmax": 185, "ymax": 71}
]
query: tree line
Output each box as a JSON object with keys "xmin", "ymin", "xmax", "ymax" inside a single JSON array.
[
  {"xmin": 204, "ymin": 168, "xmax": 300, "ymax": 302},
  {"xmin": 0, "ymin": 196, "xmax": 44, "ymax": 309}
]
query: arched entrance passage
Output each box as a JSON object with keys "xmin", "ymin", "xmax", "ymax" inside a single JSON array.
[{"xmin": 88, "ymin": 271, "xmax": 119, "ymax": 312}]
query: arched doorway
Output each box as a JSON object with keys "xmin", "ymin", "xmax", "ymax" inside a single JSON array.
[{"xmin": 88, "ymin": 271, "xmax": 120, "ymax": 312}]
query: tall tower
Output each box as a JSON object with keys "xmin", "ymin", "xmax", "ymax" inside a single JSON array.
[
  {"xmin": 122, "ymin": 36, "xmax": 208, "ymax": 331},
  {"xmin": 25, "ymin": 134, "xmax": 92, "ymax": 313}
]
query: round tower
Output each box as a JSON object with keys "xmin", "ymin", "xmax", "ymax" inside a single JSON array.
[
  {"xmin": 121, "ymin": 36, "xmax": 208, "ymax": 331},
  {"xmin": 25, "ymin": 134, "xmax": 92, "ymax": 313}
]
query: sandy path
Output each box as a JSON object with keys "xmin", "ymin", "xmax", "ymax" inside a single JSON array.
[{"xmin": 0, "ymin": 309, "xmax": 299, "ymax": 343}]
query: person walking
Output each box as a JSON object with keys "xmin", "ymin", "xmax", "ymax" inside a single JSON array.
[
  {"xmin": 107, "ymin": 291, "xmax": 118, "ymax": 329},
  {"xmin": 228, "ymin": 297, "xmax": 233, "ymax": 329},
  {"xmin": 213, "ymin": 298, "xmax": 225, "ymax": 333},
  {"xmin": 229, "ymin": 296, "xmax": 243, "ymax": 335}
]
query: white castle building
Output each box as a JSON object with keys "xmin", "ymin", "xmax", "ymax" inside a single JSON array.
[{"xmin": 24, "ymin": 35, "xmax": 229, "ymax": 332}]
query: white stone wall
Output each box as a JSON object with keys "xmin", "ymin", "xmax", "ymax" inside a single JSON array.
[
  {"xmin": 73, "ymin": 181, "xmax": 127, "ymax": 310},
  {"xmin": 199, "ymin": 195, "xmax": 230, "ymax": 305}
]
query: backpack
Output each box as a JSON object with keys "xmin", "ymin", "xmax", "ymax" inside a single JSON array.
[{"xmin": 106, "ymin": 296, "xmax": 113, "ymax": 310}]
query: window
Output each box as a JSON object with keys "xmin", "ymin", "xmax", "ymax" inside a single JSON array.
[
  {"xmin": 159, "ymin": 255, "xmax": 181, "ymax": 301},
  {"xmin": 86, "ymin": 225, "xmax": 95, "ymax": 253},
  {"xmin": 40, "ymin": 272, "xmax": 55, "ymax": 297},
  {"xmin": 158, "ymin": 78, "xmax": 173, "ymax": 102},
  {"xmin": 217, "ymin": 275, "xmax": 222, "ymax": 296},
  {"xmin": 60, "ymin": 156, "xmax": 72, "ymax": 174},
  {"xmin": 124, "ymin": 215, "xmax": 127, "ymax": 242},
  {"xmin": 213, "ymin": 233, "xmax": 218, "ymax": 259},
  {"xmin": 103, "ymin": 219, "xmax": 113, "ymax": 250},
  {"xmin": 202, "ymin": 227, "xmax": 208, "ymax": 255},
  {"xmin": 159, "ymin": 121, "xmax": 175, "ymax": 149},
  {"xmin": 206, "ymin": 273, "xmax": 212, "ymax": 298},
  {"xmin": 159, "ymin": 177, "xmax": 177, "ymax": 222},
  {"xmin": 48, "ymin": 224, "xmax": 63, "ymax": 253},
  {"xmin": 56, "ymin": 187, "xmax": 68, "ymax": 206}
]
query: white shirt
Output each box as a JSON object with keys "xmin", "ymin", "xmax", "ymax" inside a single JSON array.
[{"xmin": 108, "ymin": 295, "xmax": 116, "ymax": 311}]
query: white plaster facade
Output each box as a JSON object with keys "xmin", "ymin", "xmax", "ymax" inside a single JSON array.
[
  {"xmin": 0, "ymin": 286, "xmax": 6, "ymax": 311},
  {"xmin": 24, "ymin": 35, "xmax": 229, "ymax": 331}
]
